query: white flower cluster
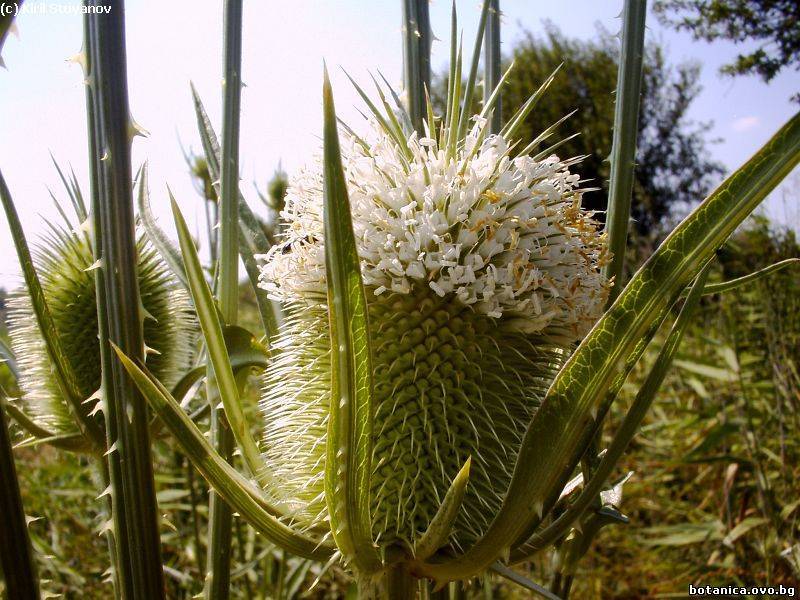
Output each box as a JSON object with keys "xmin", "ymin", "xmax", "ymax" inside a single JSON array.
[{"xmin": 259, "ymin": 117, "xmax": 609, "ymax": 339}]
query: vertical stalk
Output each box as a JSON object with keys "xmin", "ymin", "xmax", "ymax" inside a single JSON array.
[
  {"xmin": 205, "ymin": 1, "xmax": 243, "ymax": 598},
  {"xmin": 601, "ymin": 0, "xmax": 647, "ymax": 303},
  {"xmin": 573, "ymin": 2, "xmax": 647, "ymax": 589},
  {"xmin": 401, "ymin": 0, "xmax": 431, "ymax": 133},
  {"xmin": 82, "ymin": 10, "xmax": 121, "ymax": 596},
  {"xmin": 483, "ymin": 0, "xmax": 501, "ymax": 133},
  {"xmin": 186, "ymin": 457, "xmax": 206, "ymax": 576},
  {"xmin": 368, "ymin": 563, "xmax": 417, "ymax": 600},
  {"xmin": 84, "ymin": 1, "xmax": 165, "ymax": 597},
  {"xmin": 0, "ymin": 401, "xmax": 39, "ymax": 600}
]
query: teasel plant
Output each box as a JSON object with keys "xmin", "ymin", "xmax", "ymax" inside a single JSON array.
[{"xmin": 1, "ymin": 0, "xmax": 799, "ymax": 598}]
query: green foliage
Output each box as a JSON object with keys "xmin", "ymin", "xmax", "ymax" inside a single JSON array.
[
  {"xmin": 654, "ymin": 0, "xmax": 800, "ymax": 102},
  {"xmin": 565, "ymin": 216, "xmax": 800, "ymax": 596}
]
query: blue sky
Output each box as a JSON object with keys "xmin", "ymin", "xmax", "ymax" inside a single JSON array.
[{"xmin": 0, "ymin": 0, "xmax": 797, "ymax": 288}]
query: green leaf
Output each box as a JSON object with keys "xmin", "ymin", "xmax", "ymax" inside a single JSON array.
[
  {"xmin": 321, "ymin": 68, "xmax": 382, "ymax": 575},
  {"xmin": 723, "ymin": 517, "xmax": 769, "ymax": 547},
  {"xmin": 50, "ymin": 156, "xmax": 88, "ymax": 224},
  {"xmin": 444, "ymin": 0, "xmax": 458, "ymax": 146},
  {"xmin": 681, "ymin": 258, "xmax": 800, "ymax": 298},
  {"xmin": 0, "ymin": 337, "xmax": 18, "ymax": 380},
  {"xmin": 414, "ymin": 458, "xmax": 471, "ymax": 561},
  {"xmin": 171, "ymin": 196, "xmax": 267, "ymax": 482},
  {"xmin": 344, "ymin": 69, "xmax": 410, "ymax": 159},
  {"xmin": 640, "ymin": 521, "xmax": 725, "ymax": 546},
  {"xmin": 111, "ymin": 345, "xmax": 333, "ymax": 561},
  {"xmin": 418, "ymin": 111, "xmax": 800, "ymax": 583},
  {"xmin": 673, "ymin": 359, "xmax": 736, "ymax": 382},
  {"xmin": 500, "ymin": 63, "xmax": 562, "ymax": 142},
  {"xmin": 2, "ymin": 400, "xmax": 56, "ymax": 441},
  {"xmin": 683, "ymin": 421, "xmax": 739, "ymax": 461},
  {"xmin": 446, "ymin": 38, "xmax": 463, "ymax": 157},
  {"xmin": 488, "ymin": 563, "xmax": 559, "ymax": 600},
  {"xmin": 781, "ymin": 499, "xmax": 800, "ymax": 520},
  {"xmin": 478, "ymin": 59, "xmax": 514, "ymax": 126},
  {"xmin": 149, "ymin": 324, "xmax": 268, "ymax": 439}
]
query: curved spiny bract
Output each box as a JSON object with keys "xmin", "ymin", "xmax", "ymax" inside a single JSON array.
[{"xmin": 7, "ymin": 221, "xmax": 195, "ymax": 441}]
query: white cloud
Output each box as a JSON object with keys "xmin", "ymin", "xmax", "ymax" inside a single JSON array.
[{"xmin": 732, "ymin": 116, "xmax": 761, "ymax": 132}]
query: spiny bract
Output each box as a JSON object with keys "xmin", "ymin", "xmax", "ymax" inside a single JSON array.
[
  {"xmin": 7, "ymin": 215, "xmax": 195, "ymax": 437},
  {"xmin": 258, "ymin": 115, "xmax": 609, "ymax": 551}
]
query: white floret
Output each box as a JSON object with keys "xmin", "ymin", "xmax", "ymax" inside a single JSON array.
[{"xmin": 258, "ymin": 116, "xmax": 609, "ymax": 341}]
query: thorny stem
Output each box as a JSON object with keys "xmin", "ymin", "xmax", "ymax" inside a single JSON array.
[
  {"xmin": 205, "ymin": 1, "xmax": 243, "ymax": 599},
  {"xmin": 84, "ymin": 1, "xmax": 166, "ymax": 596}
]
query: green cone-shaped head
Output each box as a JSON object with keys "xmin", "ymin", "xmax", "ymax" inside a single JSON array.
[
  {"xmin": 7, "ymin": 218, "xmax": 195, "ymax": 437},
  {"xmin": 258, "ymin": 116, "xmax": 609, "ymax": 551}
]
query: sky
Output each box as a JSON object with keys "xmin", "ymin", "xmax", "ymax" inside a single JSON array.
[{"xmin": 0, "ymin": 0, "xmax": 797, "ymax": 289}]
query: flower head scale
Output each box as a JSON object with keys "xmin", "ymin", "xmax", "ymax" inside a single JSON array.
[{"xmin": 257, "ymin": 78, "xmax": 610, "ymax": 552}]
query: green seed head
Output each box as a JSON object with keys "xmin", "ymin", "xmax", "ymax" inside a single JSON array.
[
  {"xmin": 263, "ymin": 289, "xmax": 564, "ymax": 549},
  {"xmin": 258, "ymin": 117, "xmax": 609, "ymax": 552},
  {"xmin": 7, "ymin": 218, "xmax": 195, "ymax": 436}
]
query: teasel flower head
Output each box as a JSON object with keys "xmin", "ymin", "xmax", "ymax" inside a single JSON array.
[
  {"xmin": 257, "ymin": 89, "xmax": 610, "ymax": 552},
  {"xmin": 7, "ymin": 201, "xmax": 196, "ymax": 438}
]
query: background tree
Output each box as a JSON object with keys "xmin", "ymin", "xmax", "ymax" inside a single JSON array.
[
  {"xmin": 494, "ymin": 24, "xmax": 724, "ymax": 240},
  {"xmin": 654, "ymin": 0, "xmax": 800, "ymax": 102}
]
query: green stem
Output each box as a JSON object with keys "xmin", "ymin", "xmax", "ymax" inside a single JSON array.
[
  {"xmin": 401, "ymin": 0, "xmax": 431, "ymax": 133},
  {"xmin": 234, "ymin": 518, "xmax": 254, "ymax": 600},
  {"xmin": 0, "ymin": 400, "xmax": 39, "ymax": 600},
  {"xmin": 205, "ymin": 1, "xmax": 243, "ymax": 598},
  {"xmin": 368, "ymin": 563, "xmax": 417, "ymax": 600},
  {"xmin": 483, "ymin": 0, "xmax": 501, "ymax": 133},
  {"xmin": 186, "ymin": 456, "xmax": 206, "ymax": 577},
  {"xmin": 578, "ymin": 0, "xmax": 647, "ymax": 563},
  {"xmin": 84, "ymin": 1, "xmax": 165, "ymax": 597},
  {"xmin": 601, "ymin": 0, "xmax": 647, "ymax": 303},
  {"xmin": 93, "ymin": 459, "xmax": 121, "ymax": 597}
]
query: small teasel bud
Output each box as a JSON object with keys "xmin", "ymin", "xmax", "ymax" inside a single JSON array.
[{"xmin": 7, "ymin": 203, "xmax": 196, "ymax": 437}]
